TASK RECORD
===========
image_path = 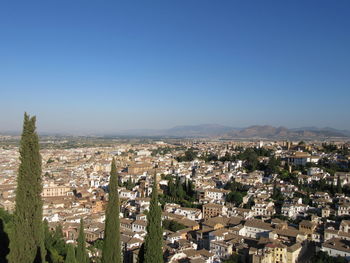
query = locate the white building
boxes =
[322,238,350,259]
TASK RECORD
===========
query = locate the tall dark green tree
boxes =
[8,113,45,263]
[101,159,121,263]
[76,219,89,263]
[143,174,163,263]
[167,178,175,199]
[337,175,342,194]
[65,245,76,263]
[175,177,185,199]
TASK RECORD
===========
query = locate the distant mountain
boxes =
[227,125,288,138]
[114,124,236,137]
[226,125,349,139]
[116,124,350,139]
[292,127,350,137]
[4,124,346,139]
[164,124,235,137]
[114,128,163,137]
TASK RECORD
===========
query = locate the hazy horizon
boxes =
[1,120,349,136]
[1,1,349,133]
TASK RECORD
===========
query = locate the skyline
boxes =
[1,0,350,133]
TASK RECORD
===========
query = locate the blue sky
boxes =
[0,0,349,133]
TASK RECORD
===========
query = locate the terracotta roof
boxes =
[245,219,273,230]
[323,238,350,253]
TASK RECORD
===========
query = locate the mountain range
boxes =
[117,124,350,139]
[1,124,349,139]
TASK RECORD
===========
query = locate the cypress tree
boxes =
[101,158,121,263]
[337,175,342,194]
[76,219,89,263]
[65,244,76,263]
[8,113,45,263]
[143,173,163,263]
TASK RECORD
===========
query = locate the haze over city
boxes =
[1,0,350,134]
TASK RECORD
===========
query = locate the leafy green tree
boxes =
[162,220,186,232]
[48,249,64,263]
[92,239,103,251]
[219,152,236,162]
[76,219,89,263]
[271,181,285,214]
[101,159,121,263]
[65,245,76,263]
[311,251,347,263]
[224,179,247,207]
[0,208,13,225]
[237,149,258,172]
[53,225,67,257]
[202,152,218,163]
[243,197,255,209]
[43,219,68,263]
[224,179,247,193]
[266,156,280,175]
[322,143,338,153]
[176,148,197,162]
[143,174,163,263]
[226,192,244,206]
[124,177,135,191]
[272,181,284,201]
[223,254,243,263]
[8,113,45,263]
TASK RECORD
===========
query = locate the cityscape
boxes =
[1,1,350,263]
[1,116,350,263]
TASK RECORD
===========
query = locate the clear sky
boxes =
[0,0,349,134]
